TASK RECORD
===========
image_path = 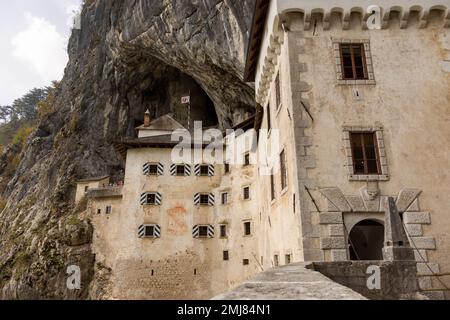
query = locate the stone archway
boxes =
[348,220,385,261]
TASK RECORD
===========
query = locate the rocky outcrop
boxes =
[0,0,255,299]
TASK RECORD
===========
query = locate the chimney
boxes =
[144,109,151,127]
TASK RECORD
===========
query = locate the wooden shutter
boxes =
[140,193,148,205]
[208,193,215,206]
[192,225,200,238]
[140,192,162,205]
[143,163,151,175]
[170,164,177,176]
[194,164,201,176]
[208,165,215,177]
[192,225,214,238]
[138,225,146,238]
[157,163,164,176]
[207,225,215,238]
[138,224,161,238]
[154,225,161,238]
[194,193,201,206]
[155,192,162,205]
[185,164,191,176]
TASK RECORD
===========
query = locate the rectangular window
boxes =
[350,132,381,175]
[145,225,155,237]
[200,194,210,205]
[84,186,89,193]
[274,255,279,267]
[199,165,209,176]
[106,206,112,215]
[339,43,368,80]
[280,150,288,191]
[220,225,227,238]
[223,251,229,261]
[243,187,250,200]
[97,209,101,214]
[285,254,292,265]
[221,193,228,205]
[270,173,276,201]
[275,72,281,108]
[244,222,251,236]
[148,164,158,175]
[224,163,230,174]
[243,259,250,266]
[198,226,209,238]
[147,193,156,205]
[244,153,250,166]
[176,165,186,176]
[267,103,271,130]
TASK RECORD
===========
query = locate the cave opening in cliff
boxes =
[128,63,219,136]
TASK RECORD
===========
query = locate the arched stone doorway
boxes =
[348,220,385,261]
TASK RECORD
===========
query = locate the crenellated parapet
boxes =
[277,0,449,30]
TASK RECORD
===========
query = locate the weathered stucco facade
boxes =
[247,0,449,299]
[77,0,449,300]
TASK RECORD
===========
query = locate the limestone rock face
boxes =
[0,0,255,299]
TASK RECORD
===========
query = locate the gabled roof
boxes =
[136,114,186,131]
[244,0,271,82]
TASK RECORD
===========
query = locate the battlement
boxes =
[275,0,450,30]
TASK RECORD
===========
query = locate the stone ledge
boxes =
[416,263,440,276]
[404,212,431,225]
[405,224,424,237]
[410,237,436,250]
[212,263,366,300]
[321,237,346,250]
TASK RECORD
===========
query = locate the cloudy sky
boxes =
[0,0,82,105]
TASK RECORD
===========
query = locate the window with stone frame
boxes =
[350,132,381,175]
[343,126,389,181]
[333,39,375,85]
[339,43,368,80]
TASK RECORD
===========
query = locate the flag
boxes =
[181,96,190,104]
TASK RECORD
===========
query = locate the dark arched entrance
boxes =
[348,220,385,261]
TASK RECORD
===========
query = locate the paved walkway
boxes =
[213,263,366,300]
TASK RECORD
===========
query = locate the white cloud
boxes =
[11,12,68,83]
[66,4,81,29]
